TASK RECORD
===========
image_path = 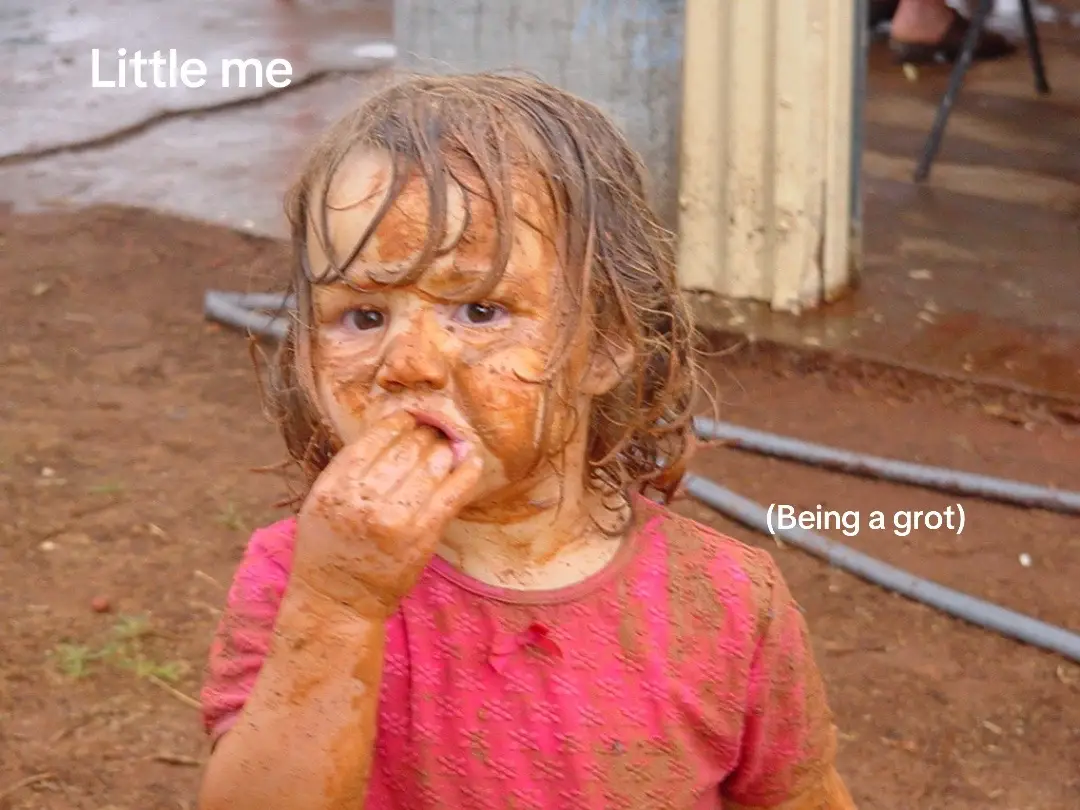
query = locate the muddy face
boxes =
[303,149,594,515]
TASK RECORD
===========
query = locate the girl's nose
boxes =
[374,313,450,393]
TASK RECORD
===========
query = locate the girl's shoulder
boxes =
[634,496,790,628]
[200,516,297,742]
[225,516,299,601]
[638,495,779,576]
[244,515,299,561]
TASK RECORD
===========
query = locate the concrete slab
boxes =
[1,0,392,160]
[1,72,392,239]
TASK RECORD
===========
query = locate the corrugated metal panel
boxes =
[678,0,858,312]
[394,0,685,224]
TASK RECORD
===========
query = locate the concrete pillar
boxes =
[394,0,685,225]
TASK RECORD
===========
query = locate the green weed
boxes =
[50,614,188,684]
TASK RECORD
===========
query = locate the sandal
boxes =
[890,8,1017,64]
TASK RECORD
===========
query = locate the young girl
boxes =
[197,73,857,810]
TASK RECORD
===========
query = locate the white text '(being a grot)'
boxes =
[90,49,293,89]
[766,503,966,538]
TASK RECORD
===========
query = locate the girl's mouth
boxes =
[406,409,471,466]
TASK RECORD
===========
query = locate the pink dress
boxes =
[202,495,838,808]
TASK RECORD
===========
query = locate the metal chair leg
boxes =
[1018,0,1051,94]
[913,0,994,183]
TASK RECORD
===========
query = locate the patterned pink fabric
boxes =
[202,495,836,808]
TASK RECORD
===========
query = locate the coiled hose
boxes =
[204,289,1080,663]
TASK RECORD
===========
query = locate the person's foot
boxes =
[890,7,1017,64]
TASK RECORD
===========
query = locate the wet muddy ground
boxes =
[1,207,1077,810]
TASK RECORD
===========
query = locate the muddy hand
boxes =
[293,410,483,619]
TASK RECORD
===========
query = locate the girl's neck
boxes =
[437,477,631,591]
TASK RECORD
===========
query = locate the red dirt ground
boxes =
[1,207,1077,810]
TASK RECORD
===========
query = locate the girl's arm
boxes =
[198,576,385,810]
[721,554,857,809]
[197,413,484,810]
[724,766,855,810]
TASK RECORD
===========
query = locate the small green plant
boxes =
[51,643,104,679]
[50,614,188,683]
[113,613,152,640]
[123,656,187,682]
[216,502,244,531]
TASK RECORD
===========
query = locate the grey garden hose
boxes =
[683,474,1080,664]
[202,288,1080,662]
[693,417,1080,516]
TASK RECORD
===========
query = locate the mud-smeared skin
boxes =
[725,767,856,810]
[302,148,630,588]
[203,581,387,809]
[291,411,484,615]
[308,150,583,507]
[267,74,701,520]
[198,412,483,810]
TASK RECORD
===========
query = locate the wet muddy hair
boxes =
[268,71,701,506]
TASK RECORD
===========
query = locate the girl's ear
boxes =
[580,336,634,396]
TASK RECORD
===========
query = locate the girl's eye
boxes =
[456,302,507,326]
[343,309,385,331]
